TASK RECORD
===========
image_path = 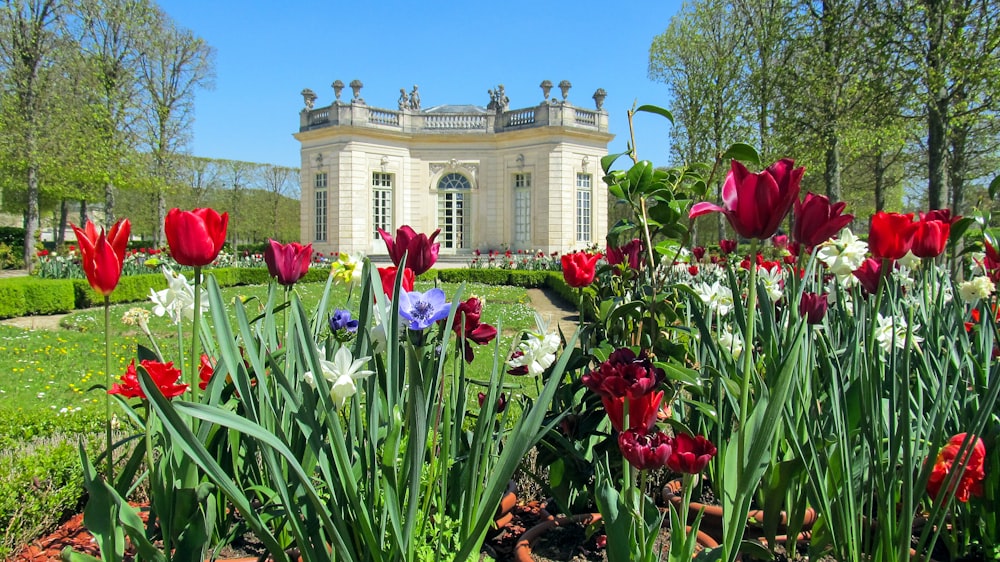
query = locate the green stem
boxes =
[737,238,759,487]
[191,266,202,401]
[104,296,113,483]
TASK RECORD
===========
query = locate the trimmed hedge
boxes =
[0,278,75,318]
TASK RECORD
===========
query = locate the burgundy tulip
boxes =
[689,159,803,240]
[798,292,829,325]
[264,239,313,286]
[165,208,229,267]
[868,212,916,261]
[793,192,854,249]
[618,429,673,471]
[450,297,498,363]
[378,225,441,276]
[666,433,717,474]
[71,219,130,296]
[853,258,887,295]
[719,239,738,255]
[606,238,644,272]
[692,246,706,261]
[582,348,665,400]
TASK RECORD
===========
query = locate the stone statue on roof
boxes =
[409,85,421,110]
[398,88,408,110]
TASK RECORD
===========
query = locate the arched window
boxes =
[437,172,471,250]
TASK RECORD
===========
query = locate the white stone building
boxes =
[294,80,613,257]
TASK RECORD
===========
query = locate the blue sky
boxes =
[160,0,683,170]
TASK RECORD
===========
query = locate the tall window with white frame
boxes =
[372,172,393,240]
[437,172,471,250]
[314,172,328,242]
[576,172,592,242]
[513,172,531,246]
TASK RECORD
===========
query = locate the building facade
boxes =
[295,80,613,256]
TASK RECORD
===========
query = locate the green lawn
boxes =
[0,279,538,442]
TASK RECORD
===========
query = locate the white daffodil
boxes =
[509,331,561,376]
[875,313,923,355]
[149,267,207,324]
[817,228,868,277]
[959,276,995,302]
[758,266,784,303]
[330,252,364,287]
[302,346,373,409]
[693,281,734,317]
[897,251,921,270]
[718,326,744,360]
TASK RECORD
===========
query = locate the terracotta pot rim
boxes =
[662,479,818,528]
[513,512,602,562]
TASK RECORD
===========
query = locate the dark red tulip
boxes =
[71,219,130,296]
[689,159,803,240]
[793,192,854,249]
[378,225,440,276]
[666,433,717,474]
[606,238,644,272]
[868,212,916,261]
[582,348,665,400]
[853,258,887,295]
[477,391,507,413]
[772,234,788,250]
[264,239,313,286]
[798,292,828,325]
[165,208,228,267]
[719,239,738,255]
[561,251,602,288]
[692,246,706,261]
[911,211,952,258]
[450,297,498,363]
[618,429,672,471]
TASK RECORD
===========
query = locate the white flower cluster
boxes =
[148,267,209,324]
[959,276,995,302]
[817,228,868,279]
[875,313,923,355]
[303,346,373,409]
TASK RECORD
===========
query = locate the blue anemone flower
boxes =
[329,309,359,333]
[398,288,451,330]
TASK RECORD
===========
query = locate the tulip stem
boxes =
[191,266,202,402]
[104,296,113,483]
[737,237,759,516]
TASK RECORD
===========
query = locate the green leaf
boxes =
[950,216,976,246]
[635,104,674,124]
[722,143,761,168]
[601,152,629,175]
[989,173,1000,200]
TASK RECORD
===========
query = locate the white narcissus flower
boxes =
[303,346,373,409]
[875,313,923,355]
[959,276,995,302]
[897,251,921,270]
[718,326,744,360]
[508,332,561,376]
[149,267,207,324]
[693,281,734,317]
[758,266,784,303]
[817,228,868,277]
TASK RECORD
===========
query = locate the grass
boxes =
[0,278,539,439]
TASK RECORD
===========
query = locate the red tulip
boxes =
[689,159,803,240]
[561,251,602,288]
[666,433,717,474]
[602,390,664,433]
[378,225,440,276]
[911,211,952,258]
[798,292,828,325]
[927,433,986,503]
[868,212,916,261]
[692,246,706,261]
[165,208,228,267]
[109,359,189,400]
[618,429,672,471]
[377,265,415,298]
[264,239,313,286]
[582,348,665,400]
[71,219,130,296]
[197,354,215,391]
[793,192,854,249]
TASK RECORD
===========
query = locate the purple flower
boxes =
[398,288,451,330]
[329,309,359,333]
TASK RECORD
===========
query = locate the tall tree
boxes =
[76,0,152,222]
[136,5,214,247]
[259,164,295,239]
[0,0,64,272]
